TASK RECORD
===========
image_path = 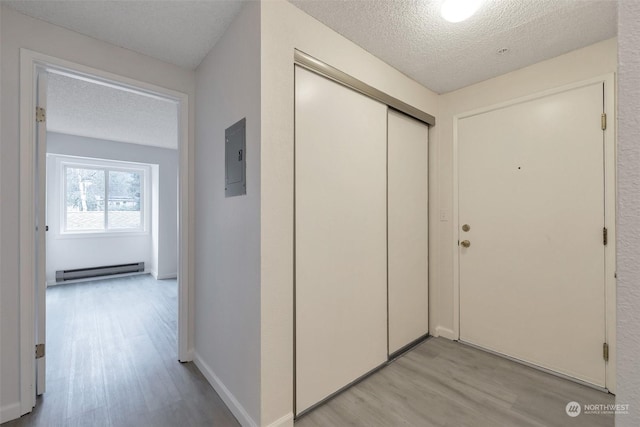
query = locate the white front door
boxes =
[458,82,606,386]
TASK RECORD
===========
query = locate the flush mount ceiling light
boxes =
[441,0,484,23]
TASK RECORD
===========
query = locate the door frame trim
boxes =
[451,74,616,392]
[294,50,436,127]
[18,48,193,414]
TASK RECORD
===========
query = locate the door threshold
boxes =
[458,340,611,395]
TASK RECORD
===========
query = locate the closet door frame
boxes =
[293,52,435,417]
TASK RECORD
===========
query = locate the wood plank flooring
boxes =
[4,275,615,426]
[3,275,240,427]
[296,337,615,427]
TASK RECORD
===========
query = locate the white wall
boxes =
[0,4,10,424]
[259,2,438,425]
[2,3,631,426]
[616,2,640,424]
[45,132,178,283]
[431,38,617,341]
[0,7,194,420]
[193,2,261,426]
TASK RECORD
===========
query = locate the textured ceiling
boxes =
[2,0,245,69]
[47,72,179,149]
[290,0,617,93]
[3,0,617,93]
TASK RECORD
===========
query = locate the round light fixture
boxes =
[441,0,484,23]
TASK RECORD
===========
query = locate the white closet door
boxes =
[388,110,429,354]
[295,66,388,415]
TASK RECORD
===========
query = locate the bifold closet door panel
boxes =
[295,66,388,414]
[388,110,429,355]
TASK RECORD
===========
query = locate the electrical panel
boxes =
[225,118,246,197]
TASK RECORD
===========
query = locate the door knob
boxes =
[462,224,470,232]
[461,240,471,248]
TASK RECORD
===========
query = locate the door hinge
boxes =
[601,113,607,131]
[35,343,45,359]
[603,342,609,362]
[603,227,608,246]
[36,106,46,123]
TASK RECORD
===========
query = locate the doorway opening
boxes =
[19,49,192,415]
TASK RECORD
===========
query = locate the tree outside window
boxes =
[64,164,145,232]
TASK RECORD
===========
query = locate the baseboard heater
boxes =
[55,262,145,282]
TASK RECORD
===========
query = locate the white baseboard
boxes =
[185,348,194,362]
[150,269,177,280]
[435,326,457,340]
[266,412,294,427]
[193,352,258,427]
[1,402,22,424]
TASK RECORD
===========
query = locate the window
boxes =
[62,159,148,233]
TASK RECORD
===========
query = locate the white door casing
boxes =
[388,110,429,354]
[19,49,192,415]
[295,66,388,414]
[35,68,48,396]
[457,82,607,387]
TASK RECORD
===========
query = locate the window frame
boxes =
[56,155,151,237]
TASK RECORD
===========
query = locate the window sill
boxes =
[55,230,149,239]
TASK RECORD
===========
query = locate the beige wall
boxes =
[0,7,195,422]
[431,38,617,342]
[260,2,438,425]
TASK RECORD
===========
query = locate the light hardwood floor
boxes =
[296,337,615,427]
[4,275,615,427]
[3,275,240,427]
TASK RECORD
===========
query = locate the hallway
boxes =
[3,275,239,427]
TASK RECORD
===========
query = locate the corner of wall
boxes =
[434,326,456,340]
[193,352,259,427]
[265,412,294,427]
[0,403,22,424]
